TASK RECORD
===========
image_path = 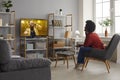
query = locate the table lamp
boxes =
[75,30,80,38]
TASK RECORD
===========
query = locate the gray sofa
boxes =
[0,39,51,80]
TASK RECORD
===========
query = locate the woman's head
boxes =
[85,20,96,33]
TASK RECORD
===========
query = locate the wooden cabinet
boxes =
[0,11,16,54]
[20,37,48,58]
[48,13,73,59]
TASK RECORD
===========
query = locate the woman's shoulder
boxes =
[88,32,98,36]
[91,33,99,36]
[88,33,101,39]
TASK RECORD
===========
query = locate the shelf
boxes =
[4,38,15,41]
[0,11,16,55]
[20,37,48,58]
[48,13,73,59]
[11,55,21,58]
[0,12,12,14]
[54,14,65,17]
[54,46,72,49]
[26,48,47,51]
[54,38,66,40]
[0,25,15,28]
[21,37,47,40]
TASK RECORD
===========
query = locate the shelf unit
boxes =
[20,37,48,58]
[48,13,73,59]
[0,11,16,54]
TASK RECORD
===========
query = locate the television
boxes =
[20,18,48,37]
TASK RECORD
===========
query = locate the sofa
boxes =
[0,39,51,80]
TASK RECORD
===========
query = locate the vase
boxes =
[59,9,63,15]
[6,9,10,12]
[105,28,108,37]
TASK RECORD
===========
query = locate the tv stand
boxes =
[20,37,48,58]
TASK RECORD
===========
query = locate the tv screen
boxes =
[20,18,48,37]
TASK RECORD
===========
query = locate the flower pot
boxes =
[6,9,10,12]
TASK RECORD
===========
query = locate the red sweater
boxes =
[84,33,104,49]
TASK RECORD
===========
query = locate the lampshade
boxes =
[64,31,71,38]
[75,30,80,38]
[75,30,80,35]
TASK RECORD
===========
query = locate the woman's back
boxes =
[84,33,104,49]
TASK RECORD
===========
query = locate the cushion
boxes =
[0,58,51,72]
[0,39,11,64]
[56,51,74,56]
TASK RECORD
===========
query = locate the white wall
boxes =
[11,0,79,36]
[6,0,79,53]
[78,0,94,36]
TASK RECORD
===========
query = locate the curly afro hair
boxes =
[85,20,96,33]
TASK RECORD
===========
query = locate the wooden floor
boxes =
[51,60,120,80]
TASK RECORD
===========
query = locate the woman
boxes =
[75,20,105,69]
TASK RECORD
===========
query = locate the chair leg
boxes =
[85,58,89,68]
[66,56,69,69]
[81,63,85,71]
[81,57,88,71]
[106,60,110,69]
[73,55,76,65]
[55,55,58,68]
[63,57,65,64]
[104,60,110,73]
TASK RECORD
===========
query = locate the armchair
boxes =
[81,34,120,73]
[0,39,51,80]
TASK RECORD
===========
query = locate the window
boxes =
[95,0,120,35]
[95,0,110,34]
[115,0,120,33]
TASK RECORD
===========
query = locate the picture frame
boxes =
[66,14,72,26]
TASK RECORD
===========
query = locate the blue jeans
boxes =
[77,47,92,64]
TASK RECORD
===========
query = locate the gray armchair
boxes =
[0,39,51,80]
[81,34,120,73]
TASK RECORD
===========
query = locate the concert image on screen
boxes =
[20,18,48,37]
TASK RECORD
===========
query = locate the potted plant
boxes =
[2,0,13,12]
[99,18,111,37]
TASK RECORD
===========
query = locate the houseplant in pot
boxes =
[2,0,13,12]
[99,18,111,37]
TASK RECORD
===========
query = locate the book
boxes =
[0,18,2,26]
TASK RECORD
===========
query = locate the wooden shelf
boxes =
[0,11,16,55]
[26,48,47,51]
[48,13,73,59]
[20,37,48,58]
